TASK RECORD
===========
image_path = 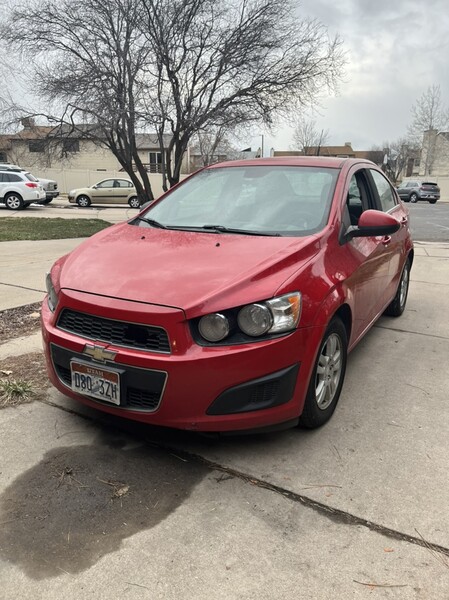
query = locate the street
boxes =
[407,203,449,242]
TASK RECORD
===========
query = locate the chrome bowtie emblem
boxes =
[83,344,117,362]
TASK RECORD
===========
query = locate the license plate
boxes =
[71,361,120,405]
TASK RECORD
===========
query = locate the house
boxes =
[0,120,177,174]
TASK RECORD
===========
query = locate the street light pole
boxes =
[261,134,264,158]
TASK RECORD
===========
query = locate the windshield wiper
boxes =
[200,224,280,237]
[134,216,167,229]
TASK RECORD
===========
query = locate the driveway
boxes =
[1,237,449,597]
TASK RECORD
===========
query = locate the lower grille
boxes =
[51,344,166,412]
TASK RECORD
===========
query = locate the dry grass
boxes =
[0,352,49,408]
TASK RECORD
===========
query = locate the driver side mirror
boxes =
[343,209,400,242]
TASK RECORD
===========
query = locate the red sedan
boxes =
[42,157,413,433]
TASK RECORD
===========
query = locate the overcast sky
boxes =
[262,0,449,153]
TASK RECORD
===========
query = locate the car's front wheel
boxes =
[409,193,418,203]
[4,193,24,210]
[384,258,410,317]
[299,317,348,429]
[128,196,141,209]
[41,198,53,205]
[76,195,91,207]
[429,199,437,204]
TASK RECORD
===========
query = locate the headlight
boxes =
[198,313,230,342]
[265,292,302,334]
[45,272,59,312]
[196,292,302,343]
[237,303,273,336]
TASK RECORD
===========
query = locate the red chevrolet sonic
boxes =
[42,157,413,433]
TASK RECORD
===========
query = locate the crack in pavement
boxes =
[0,282,45,293]
[37,396,449,561]
[374,324,449,341]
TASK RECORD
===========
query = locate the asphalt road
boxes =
[407,202,449,242]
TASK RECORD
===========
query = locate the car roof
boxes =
[206,156,376,170]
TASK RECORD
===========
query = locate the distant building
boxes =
[271,142,384,165]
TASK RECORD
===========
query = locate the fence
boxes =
[27,168,186,198]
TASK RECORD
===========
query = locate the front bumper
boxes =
[41,289,324,432]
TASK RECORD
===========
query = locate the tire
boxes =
[76,195,91,207]
[299,317,348,429]
[4,193,24,210]
[409,193,418,203]
[128,196,141,209]
[384,258,410,317]
[429,199,437,204]
[42,198,53,205]
[23,202,31,208]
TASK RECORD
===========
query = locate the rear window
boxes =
[24,172,38,182]
[422,182,438,187]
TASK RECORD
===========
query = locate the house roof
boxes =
[0,125,172,148]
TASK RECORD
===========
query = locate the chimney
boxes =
[344,142,352,147]
[21,117,36,129]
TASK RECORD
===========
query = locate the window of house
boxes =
[29,140,46,153]
[63,139,80,153]
[0,152,7,162]
[148,151,162,173]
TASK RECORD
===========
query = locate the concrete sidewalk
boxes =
[1,241,449,598]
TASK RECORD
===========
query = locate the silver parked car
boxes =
[396,180,440,204]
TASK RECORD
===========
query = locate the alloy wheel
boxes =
[315,333,343,410]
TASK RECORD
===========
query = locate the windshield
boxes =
[139,165,339,236]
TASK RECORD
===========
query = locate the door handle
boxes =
[382,236,392,245]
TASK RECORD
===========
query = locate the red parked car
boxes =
[42,157,413,433]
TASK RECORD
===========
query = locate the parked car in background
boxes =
[396,180,440,203]
[42,157,413,433]
[68,179,141,208]
[0,163,59,204]
[0,168,46,209]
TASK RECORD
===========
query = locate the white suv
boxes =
[0,163,59,203]
[0,169,46,210]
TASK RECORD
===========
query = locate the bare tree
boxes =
[2,0,156,200]
[3,0,345,194]
[190,125,240,169]
[140,0,344,187]
[381,138,420,183]
[292,116,330,154]
[408,84,449,175]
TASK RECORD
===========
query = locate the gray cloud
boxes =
[272,0,449,150]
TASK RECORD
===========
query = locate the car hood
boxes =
[59,222,320,317]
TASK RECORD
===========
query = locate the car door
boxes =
[92,179,116,203]
[367,168,408,308]
[113,179,131,204]
[338,167,394,341]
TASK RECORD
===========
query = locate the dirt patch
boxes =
[0,302,42,344]
[0,351,49,408]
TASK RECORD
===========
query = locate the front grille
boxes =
[57,309,170,353]
[51,344,166,412]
